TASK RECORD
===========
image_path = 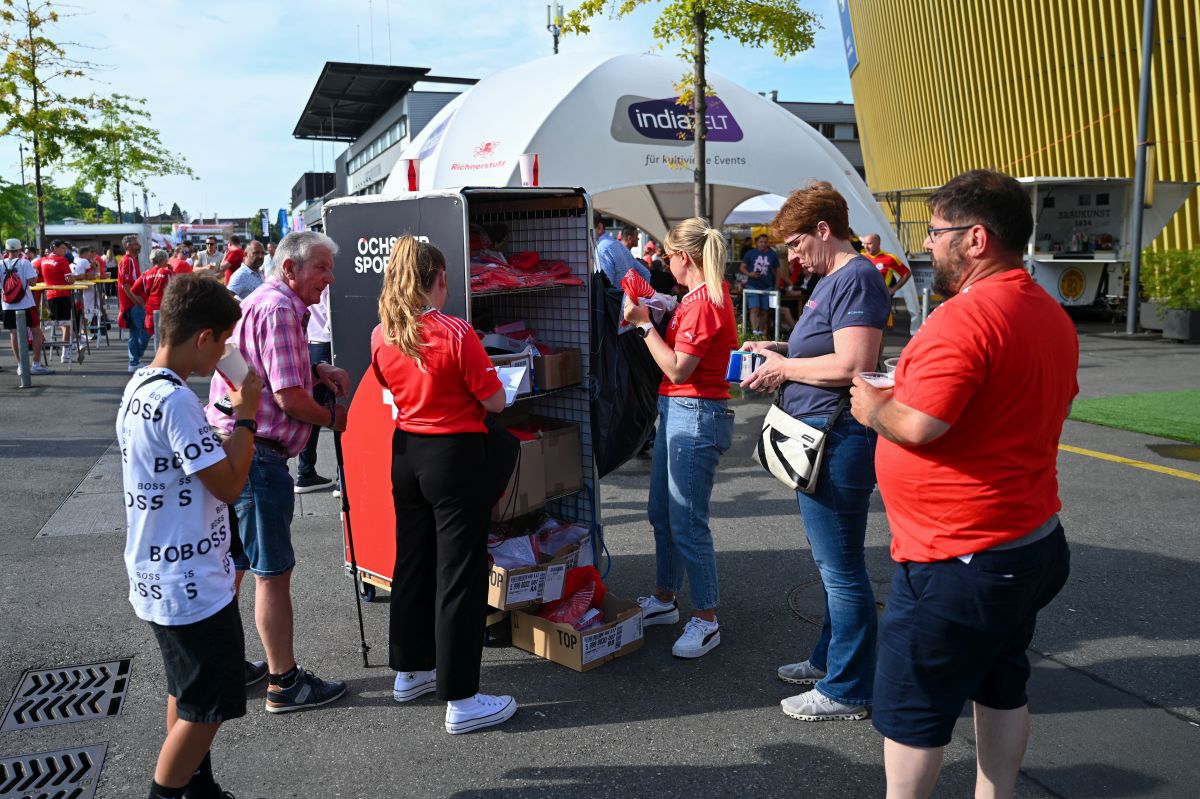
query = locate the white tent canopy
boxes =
[724,194,787,226]
[386,52,918,318]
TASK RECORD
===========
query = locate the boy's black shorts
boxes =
[149,599,246,724]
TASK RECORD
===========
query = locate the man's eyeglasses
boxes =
[926,224,976,241]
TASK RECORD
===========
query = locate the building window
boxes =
[834,124,855,141]
[347,116,409,175]
[1096,193,1110,206]
[819,123,836,138]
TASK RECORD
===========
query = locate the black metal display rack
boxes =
[323,188,602,596]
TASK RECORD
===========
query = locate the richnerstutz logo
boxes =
[611,95,744,146]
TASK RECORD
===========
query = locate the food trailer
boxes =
[878,177,1197,307]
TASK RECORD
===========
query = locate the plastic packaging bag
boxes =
[487,534,539,569]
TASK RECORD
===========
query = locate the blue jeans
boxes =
[795,414,878,706]
[648,395,734,611]
[126,306,149,366]
[232,445,297,577]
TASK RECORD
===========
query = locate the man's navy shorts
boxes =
[745,290,773,309]
[872,524,1070,748]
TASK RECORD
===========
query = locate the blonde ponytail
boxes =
[378,236,446,370]
[664,217,728,307]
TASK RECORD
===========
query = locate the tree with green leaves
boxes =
[0,0,99,248]
[67,94,193,222]
[562,0,819,220]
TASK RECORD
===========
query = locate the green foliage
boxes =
[0,178,33,241]
[562,0,818,98]
[67,94,194,215]
[0,0,101,243]
[1141,249,1200,310]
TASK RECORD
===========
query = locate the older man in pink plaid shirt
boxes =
[206,230,350,714]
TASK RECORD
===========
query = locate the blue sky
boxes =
[0,0,852,222]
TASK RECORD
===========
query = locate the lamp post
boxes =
[17,142,31,246]
[546,3,563,54]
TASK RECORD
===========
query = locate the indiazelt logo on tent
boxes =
[611,95,744,146]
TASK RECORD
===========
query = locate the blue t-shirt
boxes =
[742,247,779,289]
[781,255,890,417]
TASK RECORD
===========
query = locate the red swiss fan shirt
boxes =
[371,310,503,435]
[660,282,739,400]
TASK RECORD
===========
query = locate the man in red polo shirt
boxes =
[119,234,149,372]
[850,170,1076,799]
[40,240,84,364]
[221,235,245,284]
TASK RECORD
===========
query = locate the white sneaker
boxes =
[445,693,517,734]
[777,659,827,686]
[30,363,54,375]
[393,669,436,702]
[780,688,868,722]
[671,617,720,658]
[128,364,139,373]
[637,595,680,626]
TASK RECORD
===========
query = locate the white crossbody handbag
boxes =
[752,394,849,494]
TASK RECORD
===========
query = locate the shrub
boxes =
[1141,249,1200,309]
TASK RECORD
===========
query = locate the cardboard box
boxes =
[534,347,582,391]
[510,594,644,672]
[527,416,583,497]
[486,537,588,610]
[492,437,545,521]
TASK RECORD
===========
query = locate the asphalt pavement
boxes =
[0,312,1197,798]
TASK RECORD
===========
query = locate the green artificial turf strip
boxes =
[1068,389,1200,444]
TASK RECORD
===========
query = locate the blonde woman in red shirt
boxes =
[623,217,738,659]
[371,236,517,734]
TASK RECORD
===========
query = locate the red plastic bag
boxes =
[538,566,606,625]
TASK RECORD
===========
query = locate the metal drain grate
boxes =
[1,660,131,731]
[0,743,106,799]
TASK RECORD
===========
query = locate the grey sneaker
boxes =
[781,688,868,721]
[777,659,827,686]
[31,362,54,375]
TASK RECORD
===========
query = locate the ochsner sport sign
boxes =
[610,95,744,146]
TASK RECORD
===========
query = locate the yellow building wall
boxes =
[849,0,1199,252]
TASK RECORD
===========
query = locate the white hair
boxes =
[274,231,338,278]
[149,249,170,266]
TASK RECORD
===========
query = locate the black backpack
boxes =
[2,258,27,305]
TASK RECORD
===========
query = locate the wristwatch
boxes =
[636,322,653,338]
[311,360,329,378]
[233,418,257,435]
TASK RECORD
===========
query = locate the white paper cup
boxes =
[859,371,895,389]
[216,342,248,389]
[518,153,539,187]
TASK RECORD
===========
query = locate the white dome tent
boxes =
[386,52,919,322]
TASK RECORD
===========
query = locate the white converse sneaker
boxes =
[445,693,517,734]
[780,688,868,721]
[637,595,680,626]
[671,617,720,658]
[393,669,436,702]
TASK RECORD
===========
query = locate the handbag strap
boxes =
[771,390,850,434]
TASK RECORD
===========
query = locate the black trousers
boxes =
[388,426,515,700]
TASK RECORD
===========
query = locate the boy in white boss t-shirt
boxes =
[117,274,263,799]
